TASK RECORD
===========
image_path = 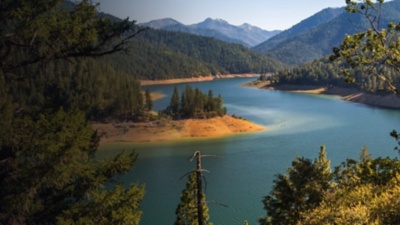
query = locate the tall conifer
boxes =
[260,147,332,225]
[175,172,212,225]
[0,1,146,224]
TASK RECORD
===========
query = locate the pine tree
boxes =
[171,86,180,117]
[260,146,332,225]
[0,1,146,224]
[175,172,212,225]
[206,90,215,112]
[165,85,226,119]
[330,0,400,93]
[145,89,153,111]
[299,150,400,225]
[0,110,145,224]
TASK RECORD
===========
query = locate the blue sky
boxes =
[95,0,347,30]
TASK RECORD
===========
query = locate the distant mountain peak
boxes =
[141,18,183,29]
[240,23,257,31]
[140,17,281,47]
[202,18,229,25]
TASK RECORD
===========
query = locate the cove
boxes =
[97,78,400,225]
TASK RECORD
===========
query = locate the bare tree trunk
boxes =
[195,151,204,225]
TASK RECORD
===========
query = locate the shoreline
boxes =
[140,74,260,86]
[92,115,266,144]
[149,92,165,101]
[241,80,400,109]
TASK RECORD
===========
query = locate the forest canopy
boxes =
[0,0,146,224]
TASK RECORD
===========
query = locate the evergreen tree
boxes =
[145,89,153,111]
[259,146,332,225]
[299,149,400,225]
[175,172,212,225]
[206,90,215,112]
[1,0,145,73]
[170,86,180,117]
[330,0,400,93]
[0,0,146,224]
[0,109,145,224]
[164,85,227,119]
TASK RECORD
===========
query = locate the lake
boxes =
[98,78,400,225]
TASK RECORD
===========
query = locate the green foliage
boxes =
[0,0,142,72]
[261,145,400,225]
[331,0,400,93]
[259,74,268,81]
[164,85,227,119]
[175,172,212,225]
[259,146,332,225]
[298,148,400,225]
[5,58,149,121]
[0,0,145,224]
[1,0,151,122]
[298,175,400,225]
[170,86,180,116]
[145,89,153,111]
[271,56,400,92]
[255,0,400,66]
[271,57,351,87]
[0,109,144,224]
[103,28,286,80]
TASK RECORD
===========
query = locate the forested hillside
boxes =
[256,0,400,66]
[103,27,286,80]
[0,1,151,224]
[7,59,149,121]
[270,0,400,93]
[253,7,344,53]
[270,57,400,92]
[270,58,350,87]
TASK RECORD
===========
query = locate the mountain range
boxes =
[94,0,400,80]
[254,0,400,66]
[253,7,344,54]
[140,0,400,67]
[141,18,281,47]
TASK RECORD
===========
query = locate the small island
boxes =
[93,85,265,144]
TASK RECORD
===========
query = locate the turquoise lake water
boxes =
[98,78,400,225]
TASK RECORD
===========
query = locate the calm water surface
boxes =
[98,78,400,225]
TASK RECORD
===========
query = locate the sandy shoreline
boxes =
[149,92,165,101]
[92,115,265,144]
[140,74,260,86]
[241,80,400,109]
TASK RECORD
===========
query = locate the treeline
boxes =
[6,58,151,121]
[102,40,216,80]
[271,57,400,92]
[270,57,350,87]
[103,28,287,80]
[1,1,147,224]
[162,86,227,119]
[260,146,400,225]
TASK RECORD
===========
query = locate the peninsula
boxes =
[92,115,265,144]
[93,85,265,144]
[242,80,400,109]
